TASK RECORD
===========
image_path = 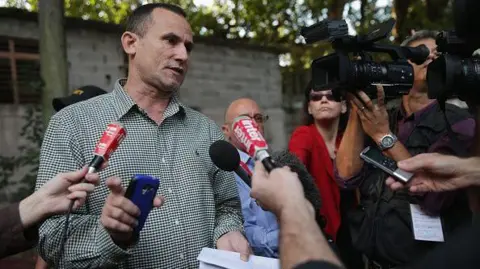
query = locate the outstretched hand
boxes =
[386,153,480,193]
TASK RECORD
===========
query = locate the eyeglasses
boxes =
[227,114,269,126]
[250,114,269,125]
[310,93,338,102]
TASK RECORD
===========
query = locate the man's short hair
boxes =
[401,30,438,47]
[125,3,187,37]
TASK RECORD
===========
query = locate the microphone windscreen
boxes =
[270,150,323,223]
[209,140,240,172]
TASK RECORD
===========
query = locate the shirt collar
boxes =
[112,78,186,120]
[237,149,253,166]
[399,99,437,122]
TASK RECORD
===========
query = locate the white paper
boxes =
[197,247,280,269]
[410,204,445,242]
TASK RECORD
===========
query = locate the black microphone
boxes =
[270,150,325,228]
[209,140,252,187]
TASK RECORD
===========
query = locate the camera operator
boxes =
[335,30,476,268]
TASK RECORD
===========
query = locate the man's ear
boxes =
[121,31,138,56]
[221,124,229,139]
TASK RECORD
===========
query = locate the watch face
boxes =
[382,136,394,147]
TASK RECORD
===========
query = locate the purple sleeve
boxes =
[333,160,366,190]
[420,118,475,216]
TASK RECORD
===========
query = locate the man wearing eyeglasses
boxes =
[221,98,277,258]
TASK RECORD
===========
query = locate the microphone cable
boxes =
[55,200,76,268]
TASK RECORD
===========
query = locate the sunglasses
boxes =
[310,93,338,102]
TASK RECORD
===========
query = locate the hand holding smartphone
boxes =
[124,174,160,234]
[360,146,413,183]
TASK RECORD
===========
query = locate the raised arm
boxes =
[335,105,366,180]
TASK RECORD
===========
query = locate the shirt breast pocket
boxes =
[180,141,215,187]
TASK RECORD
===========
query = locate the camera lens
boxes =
[427,55,480,101]
[351,61,414,88]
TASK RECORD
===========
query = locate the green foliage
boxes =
[0,79,44,202]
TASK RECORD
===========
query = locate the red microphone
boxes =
[232,116,278,172]
[88,122,126,173]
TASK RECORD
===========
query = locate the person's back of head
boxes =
[52,85,107,112]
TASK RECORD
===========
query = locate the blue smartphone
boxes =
[124,174,160,234]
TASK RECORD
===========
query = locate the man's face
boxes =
[409,38,438,91]
[222,99,267,151]
[130,8,194,93]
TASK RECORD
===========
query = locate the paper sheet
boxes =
[410,204,445,242]
[197,247,280,269]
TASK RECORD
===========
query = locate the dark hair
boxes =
[401,30,438,47]
[301,81,349,132]
[125,3,187,37]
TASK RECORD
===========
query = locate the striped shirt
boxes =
[35,79,244,268]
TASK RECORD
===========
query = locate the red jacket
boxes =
[288,124,341,240]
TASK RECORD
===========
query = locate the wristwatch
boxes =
[378,133,398,150]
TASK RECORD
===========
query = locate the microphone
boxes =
[88,122,126,173]
[209,140,252,187]
[231,116,278,172]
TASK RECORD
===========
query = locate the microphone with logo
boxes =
[231,116,278,172]
[209,140,252,187]
[87,122,127,174]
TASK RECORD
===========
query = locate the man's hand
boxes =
[216,231,252,261]
[250,161,310,216]
[386,153,480,192]
[349,85,391,143]
[19,166,102,228]
[100,177,163,247]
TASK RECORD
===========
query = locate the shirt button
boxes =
[168,188,173,193]
[179,253,185,259]
[175,219,180,225]
[161,157,166,163]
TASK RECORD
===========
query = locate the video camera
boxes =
[301,18,430,97]
[426,0,480,103]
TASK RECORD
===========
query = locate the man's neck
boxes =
[314,119,339,146]
[124,74,172,124]
[402,88,435,116]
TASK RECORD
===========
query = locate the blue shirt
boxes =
[235,150,280,258]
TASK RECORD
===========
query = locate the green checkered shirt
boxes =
[35,79,244,268]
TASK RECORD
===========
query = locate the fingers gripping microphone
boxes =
[70,122,126,209]
[231,116,278,172]
[88,122,126,173]
[209,140,252,187]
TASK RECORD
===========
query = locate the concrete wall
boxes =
[0,16,285,168]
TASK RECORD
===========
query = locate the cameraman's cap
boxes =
[52,85,107,112]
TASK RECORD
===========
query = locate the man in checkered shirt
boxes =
[35,3,250,268]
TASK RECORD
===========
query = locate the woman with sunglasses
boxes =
[288,82,362,268]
